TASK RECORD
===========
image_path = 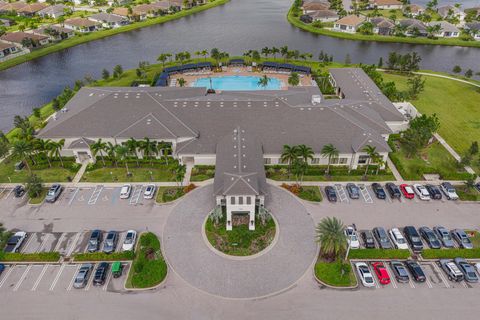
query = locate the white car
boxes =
[4,231,27,253]
[143,184,156,199]
[388,228,409,250]
[345,226,360,249]
[413,184,430,201]
[440,182,459,200]
[119,184,132,199]
[122,230,137,251]
[355,262,375,287]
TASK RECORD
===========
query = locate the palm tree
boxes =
[178,78,186,87]
[257,75,270,89]
[280,45,289,62]
[200,49,208,61]
[321,144,339,175]
[296,144,314,164]
[123,138,139,167]
[261,47,270,58]
[158,141,171,165]
[105,142,117,167]
[33,139,52,167]
[90,138,107,167]
[316,217,347,261]
[48,139,65,167]
[362,145,378,177]
[157,53,170,67]
[139,138,158,165]
[172,162,187,186]
[280,145,298,177]
[11,140,33,173]
[292,158,308,184]
[271,46,279,59]
[115,145,130,175]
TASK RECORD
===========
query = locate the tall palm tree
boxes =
[173,162,187,187]
[90,138,107,167]
[296,144,314,164]
[316,217,347,261]
[200,49,208,61]
[362,145,377,177]
[158,141,171,165]
[11,140,33,173]
[271,46,279,59]
[280,45,289,62]
[33,139,52,167]
[123,138,139,167]
[48,139,65,167]
[139,138,158,165]
[105,142,117,167]
[321,144,339,175]
[257,75,270,90]
[280,145,298,177]
[115,145,130,175]
[261,47,270,58]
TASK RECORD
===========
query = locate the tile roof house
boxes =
[302,1,330,13]
[0,40,20,59]
[370,17,395,35]
[427,21,460,38]
[0,31,49,48]
[398,18,427,37]
[307,9,339,22]
[0,1,27,13]
[32,25,75,41]
[368,0,403,10]
[437,5,466,24]
[464,22,480,40]
[64,18,101,33]
[333,15,365,33]
[37,4,69,19]
[89,13,129,28]
[17,3,48,17]
[404,4,424,17]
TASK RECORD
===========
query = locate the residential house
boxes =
[464,7,480,18]
[113,7,148,21]
[151,1,172,12]
[404,4,424,18]
[0,31,49,48]
[169,0,195,9]
[32,25,75,41]
[107,0,132,5]
[0,1,27,13]
[301,1,330,14]
[0,18,14,27]
[368,0,403,10]
[0,40,20,58]
[464,22,480,40]
[89,13,129,28]
[333,15,365,33]
[398,18,428,37]
[64,18,101,33]
[370,17,395,35]
[437,5,466,24]
[17,3,48,17]
[37,4,70,19]
[427,21,460,38]
[307,10,339,23]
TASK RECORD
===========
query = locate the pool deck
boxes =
[169,66,312,90]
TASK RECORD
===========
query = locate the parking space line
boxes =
[21,233,36,253]
[21,190,28,199]
[461,281,468,289]
[38,234,50,252]
[334,184,349,203]
[425,274,433,289]
[31,264,49,291]
[85,264,96,291]
[385,264,397,289]
[88,186,104,205]
[359,185,373,203]
[50,264,66,291]
[53,233,65,252]
[432,263,450,289]
[67,232,82,257]
[0,265,15,288]
[130,186,143,205]
[68,187,80,206]
[408,278,415,289]
[67,264,81,291]
[103,269,113,291]
[5,188,14,199]
[13,265,31,291]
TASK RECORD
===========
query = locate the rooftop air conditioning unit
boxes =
[311,95,321,105]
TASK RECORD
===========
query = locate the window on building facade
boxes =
[238,197,243,205]
[339,158,347,164]
[311,158,320,164]
[231,197,235,205]
[246,196,251,204]
[358,155,369,164]
[264,158,271,164]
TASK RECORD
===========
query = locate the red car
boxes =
[400,184,415,199]
[372,262,390,285]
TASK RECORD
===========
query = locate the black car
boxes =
[405,260,426,282]
[385,183,401,199]
[87,230,103,253]
[475,182,480,192]
[425,185,442,200]
[419,227,441,249]
[93,262,109,286]
[361,230,376,248]
[324,186,337,202]
[0,264,5,276]
[390,261,409,283]
[13,185,25,198]
[346,183,360,199]
[404,226,424,253]
[371,183,386,200]
[372,227,393,249]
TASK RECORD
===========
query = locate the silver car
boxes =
[103,231,118,254]
[454,258,479,283]
[433,226,455,248]
[452,229,473,249]
[73,264,93,289]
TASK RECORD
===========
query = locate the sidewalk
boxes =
[72,162,88,184]
[434,133,476,175]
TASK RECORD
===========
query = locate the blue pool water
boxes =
[192,75,282,91]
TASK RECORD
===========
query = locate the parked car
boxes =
[433,226,455,248]
[403,226,423,253]
[372,262,390,285]
[4,231,27,253]
[454,258,479,283]
[475,263,480,276]
[346,183,360,199]
[73,264,93,289]
[143,184,156,199]
[439,259,464,282]
[413,184,430,201]
[475,182,480,192]
[122,230,137,251]
[103,231,118,254]
[324,186,337,202]
[93,262,109,286]
[111,261,123,278]
[425,185,442,200]
[388,228,409,250]
[419,227,441,249]
[87,229,102,253]
[14,161,25,171]
[373,227,393,249]
[405,260,426,282]
[390,261,409,283]
[371,183,386,200]
[345,226,360,249]
[440,182,459,200]
[399,184,415,199]
[45,184,63,203]
[120,184,132,199]
[0,264,5,276]
[361,230,376,249]
[451,229,473,249]
[13,185,25,198]
[355,262,375,287]
[386,183,401,199]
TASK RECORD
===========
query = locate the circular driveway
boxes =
[163,184,317,299]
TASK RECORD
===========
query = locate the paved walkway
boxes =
[162,184,317,299]
[387,157,404,181]
[413,72,480,88]
[434,133,476,175]
[72,162,88,184]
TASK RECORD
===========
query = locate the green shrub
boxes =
[422,249,480,259]
[314,260,357,287]
[348,249,411,259]
[73,251,135,261]
[0,252,60,262]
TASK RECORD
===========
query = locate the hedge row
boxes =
[72,251,135,262]
[348,249,411,260]
[421,249,480,259]
[87,158,175,171]
[0,252,61,262]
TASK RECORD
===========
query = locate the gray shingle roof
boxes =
[68,137,95,149]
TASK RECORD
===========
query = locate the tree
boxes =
[33,139,52,167]
[468,141,479,156]
[172,162,186,186]
[157,53,171,67]
[178,78,186,87]
[124,138,139,167]
[321,143,339,175]
[271,47,279,59]
[115,145,130,175]
[280,145,299,177]
[210,48,221,65]
[426,23,441,38]
[200,49,208,61]
[139,138,157,165]
[288,72,300,86]
[292,158,308,184]
[11,140,33,173]
[257,75,270,89]
[26,174,43,199]
[280,45,289,62]
[91,139,107,166]
[48,139,65,167]
[316,217,347,261]
[113,65,123,79]
[261,47,270,58]
[344,53,351,65]
[452,65,461,73]
[362,145,378,176]
[105,142,117,166]
[358,22,374,35]
[378,57,383,68]
[33,108,41,118]
[465,69,473,78]
[406,75,426,99]
[296,144,314,164]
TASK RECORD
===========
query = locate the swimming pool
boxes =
[192,75,282,91]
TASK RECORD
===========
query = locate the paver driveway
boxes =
[163,184,318,299]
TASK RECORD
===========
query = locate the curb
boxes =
[313,267,358,290]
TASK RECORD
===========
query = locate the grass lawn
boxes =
[388,137,470,180]
[81,165,175,182]
[205,214,276,256]
[125,232,167,289]
[382,72,480,157]
[28,188,48,205]
[297,186,322,202]
[155,186,184,203]
[314,260,357,287]
[455,186,480,201]
[0,157,79,183]
[190,165,215,182]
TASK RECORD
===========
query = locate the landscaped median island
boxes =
[155,184,196,203]
[0,252,60,262]
[27,187,47,205]
[72,251,135,262]
[125,232,167,289]
[348,249,410,260]
[281,184,322,202]
[190,165,215,182]
[314,260,357,287]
